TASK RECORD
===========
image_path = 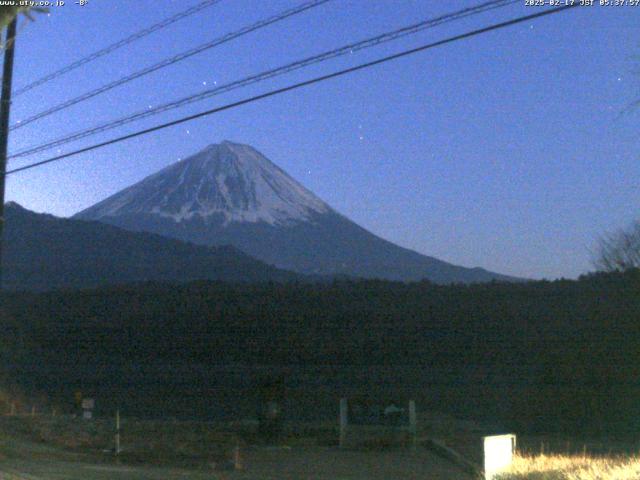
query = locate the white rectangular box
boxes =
[484,434,516,480]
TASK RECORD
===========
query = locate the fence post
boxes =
[408,400,417,449]
[115,409,121,456]
[233,443,243,470]
[339,398,348,448]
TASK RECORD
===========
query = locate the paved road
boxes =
[0,446,472,480]
[0,461,214,480]
[228,446,474,480]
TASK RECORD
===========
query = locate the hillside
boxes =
[1,202,300,291]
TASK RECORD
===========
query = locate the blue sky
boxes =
[5,0,639,279]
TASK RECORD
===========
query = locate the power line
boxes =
[10,0,332,131]
[10,0,518,160]
[4,4,578,177]
[13,0,224,97]
[10,0,515,156]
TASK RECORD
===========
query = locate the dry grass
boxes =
[497,453,640,479]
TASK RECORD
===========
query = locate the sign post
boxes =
[81,398,95,420]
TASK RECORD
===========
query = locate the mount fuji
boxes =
[75,141,515,283]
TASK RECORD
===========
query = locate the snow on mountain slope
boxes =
[75,141,519,284]
[79,141,330,226]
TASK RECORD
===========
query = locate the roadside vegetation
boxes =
[497,453,640,480]
[0,415,239,468]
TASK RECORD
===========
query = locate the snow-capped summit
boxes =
[76,141,517,284]
[78,141,330,226]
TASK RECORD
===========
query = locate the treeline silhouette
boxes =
[1,269,638,434]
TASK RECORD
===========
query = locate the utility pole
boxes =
[0,16,18,290]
